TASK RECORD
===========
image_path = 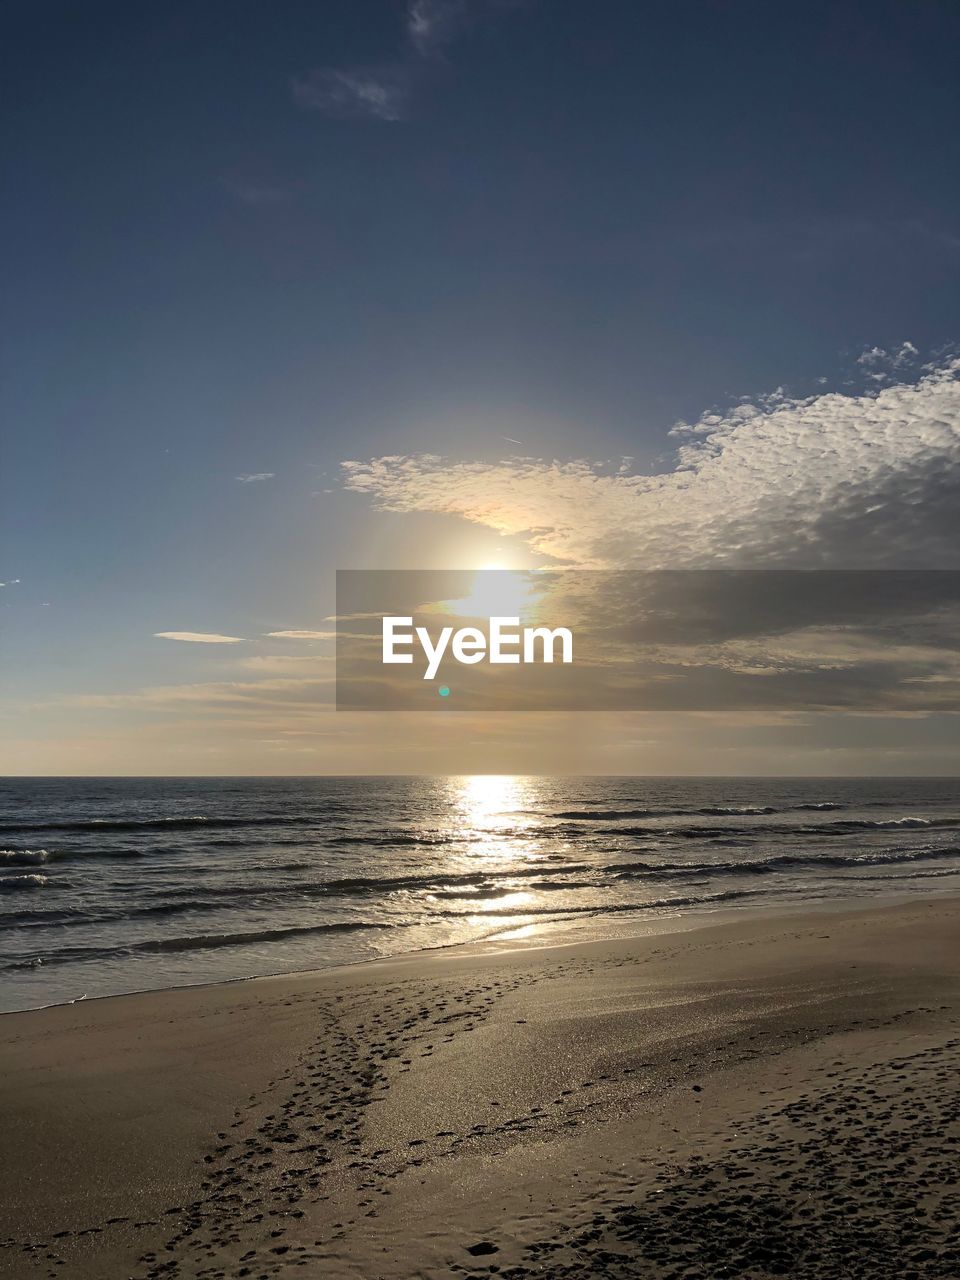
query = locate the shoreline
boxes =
[2,893,959,1278]
[3,881,952,1019]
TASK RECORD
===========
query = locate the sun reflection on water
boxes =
[454,774,526,829]
[443,775,546,855]
[435,776,554,926]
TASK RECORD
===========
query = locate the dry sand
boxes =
[1,896,959,1279]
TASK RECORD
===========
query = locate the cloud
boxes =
[55,677,333,713]
[333,566,960,716]
[857,340,919,368]
[223,179,294,207]
[339,357,960,729]
[265,630,337,640]
[855,341,921,384]
[293,1,510,122]
[240,654,334,673]
[292,67,411,121]
[235,472,275,483]
[342,356,960,569]
[0,579,21,587]
[407,0,469,55]
[323,613,384,622]
[154,632,247,644]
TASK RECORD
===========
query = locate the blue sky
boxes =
[2,0,959,772]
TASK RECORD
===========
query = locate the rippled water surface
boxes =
[2,775,959,1011]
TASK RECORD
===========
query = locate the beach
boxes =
[1,894,958,1278]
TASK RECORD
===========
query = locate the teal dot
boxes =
[438,685,450,697]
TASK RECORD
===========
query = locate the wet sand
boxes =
[1,896,959,1278]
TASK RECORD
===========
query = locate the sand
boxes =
[1,896,959,1279]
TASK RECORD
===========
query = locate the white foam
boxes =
[1,848,51,865]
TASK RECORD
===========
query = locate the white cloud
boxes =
[857,346,887,366]
[235,472,275,483]
[265,630,337,640]
[855,341,921,384]
[154,632,247,644]
[342,357,960,569]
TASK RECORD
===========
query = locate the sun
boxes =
[446,567,539,621]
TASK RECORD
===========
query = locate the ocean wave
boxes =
[4,875,607,930]
[549,802,857,820]
[1,846,145,866]
[321,865,592,893]
[441,886,770,919]
[1,897,241,931]
[607,815,960,840]
[0,814,330,835]
[554,805,781,820]
[832,816,955,830]
[2,919,393,971]
[149,862,598,905]
[605,844,960,880]
[136,920,389,952]
[0,906,89,926]
[1,848,51,865]
[841,866,960,883]
[329,831,485,848]
[547,798,942,818]
[0,873,57,891]
[0,847,315,869]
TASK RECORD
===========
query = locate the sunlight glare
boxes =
[445,569,539,622]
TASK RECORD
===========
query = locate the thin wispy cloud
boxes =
[407,0,469,56]
[240,654,334,673]
[293,1,511,122]
[292,66,412,121]
[55,677,334,713]
[265,630,337,640]
[235,472,275,484]
[222,179,295,208]
[342,356,960,569]
[154,632,247,644]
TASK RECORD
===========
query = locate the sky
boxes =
[2,0,959,775]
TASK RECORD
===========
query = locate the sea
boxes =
[1,775,959,1014]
